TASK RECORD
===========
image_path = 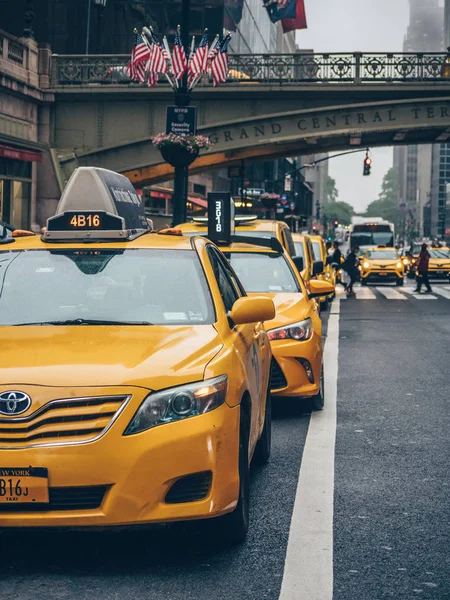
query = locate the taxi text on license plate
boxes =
[0,467,49,503]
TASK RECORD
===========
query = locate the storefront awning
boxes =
[0,144,42,162]
[189,196,207,209]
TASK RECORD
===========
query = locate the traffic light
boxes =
[363,156,372,176]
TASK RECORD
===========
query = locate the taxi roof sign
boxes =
[44,167,149,241]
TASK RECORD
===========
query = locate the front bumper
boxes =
[0,402,240,528]
[361,268,403,283]
[428,269,450,280]
[270,335,322,398]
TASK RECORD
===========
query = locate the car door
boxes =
[207,246,265,449]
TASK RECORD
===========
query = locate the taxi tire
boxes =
[253,388,272,465]
[309,365,324,411]
[361,279,368,286]
[396,277,404,286]
[320,298,329,312]
[214,406,250,544]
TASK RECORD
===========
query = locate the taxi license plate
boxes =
[0,467,49,504]
[436,270,444,274]
[379,272,387,276]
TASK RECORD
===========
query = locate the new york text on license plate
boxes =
[0,467,49,503]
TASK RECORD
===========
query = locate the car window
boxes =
[294,241,304,260]
[365,250,398,259]
[207,246,240,313]
[311,241,322,262]
[283,228,296,257]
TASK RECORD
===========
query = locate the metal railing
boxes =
[50,52,450,87]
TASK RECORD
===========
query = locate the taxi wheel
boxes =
[214,406,250,544]
[253,387,272,465]
[309,365,325,411]
[396,277,404,286]
[320,298,329,312]
[361,279,367,286]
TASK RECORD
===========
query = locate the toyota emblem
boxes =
[0,391,32,415]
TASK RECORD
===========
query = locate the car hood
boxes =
[0,325,223,389]
[365,259,399,266]
[249,292,308,330]
[429,258,450,266]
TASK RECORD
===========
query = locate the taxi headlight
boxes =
[267,318,313,342]
[403,258,409,265]
[124,375,228,435]
[363,261,370,269]
[396,262,402,269]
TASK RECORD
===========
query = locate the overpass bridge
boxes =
[49,51,450,187]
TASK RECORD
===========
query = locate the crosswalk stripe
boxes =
[412,295,437,300]
[355,287,376,299]
[375,287,407,300]
[433,287,450,300]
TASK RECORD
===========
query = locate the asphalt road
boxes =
[0,282,448,600]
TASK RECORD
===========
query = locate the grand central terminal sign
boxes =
[204,99,450,150]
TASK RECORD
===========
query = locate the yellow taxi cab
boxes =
[177,215,296,257]
[0,167,276,543]
[427,247,450,280]
[215,236,334,410]
[360,246,404,286]
[291,233,315,283]
[308,234,336,310]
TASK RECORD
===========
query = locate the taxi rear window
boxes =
[0,249,214,326]
[224,252,300,293]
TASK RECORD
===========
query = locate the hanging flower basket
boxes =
[152,133,213,168]
[260,193,281,209]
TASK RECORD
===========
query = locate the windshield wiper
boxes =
[13,318,153,326]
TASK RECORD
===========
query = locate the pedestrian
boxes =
[342,246,360,295]
[325,240,332,254]
[330,241,344,286]
[414,243,432,293]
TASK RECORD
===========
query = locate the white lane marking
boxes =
[433,287,450,300]
[375,287,407,300]
[412,295,437,300]
[355,287,376,300]
[335,287,347,301]
[279,299,340,600]
[443,286,450,291]
[401,287,415,294]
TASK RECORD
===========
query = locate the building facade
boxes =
[395,0,446,240]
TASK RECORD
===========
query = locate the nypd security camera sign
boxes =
[207,192,235,243]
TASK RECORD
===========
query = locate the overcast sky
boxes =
[296,0,410,212]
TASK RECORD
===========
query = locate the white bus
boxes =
[349,218,395,255]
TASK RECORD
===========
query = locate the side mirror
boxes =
[308,280,335,299]
[229,296,275,325]
[312,260,324,276]
[292,256,304,273]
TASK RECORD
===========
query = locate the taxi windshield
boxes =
[429,249,450,258]
[224,252,300,293]
[0,249,214,326]
[311,241,322,262]
[365,250,398,260]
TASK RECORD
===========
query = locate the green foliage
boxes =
[322,175,354,225]
[365,167,401,227]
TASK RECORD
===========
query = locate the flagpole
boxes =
[171,0,192,228]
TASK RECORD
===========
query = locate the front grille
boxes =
[165,472,212,504]
[0,395,129,448]
[0,485,108,512]
[270,359,287,391]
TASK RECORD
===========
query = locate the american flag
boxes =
[171,29,188,79]
[127,31,150,83]
[189,31,209,76]
[210,34,231,87]
[207,36,221,67]
[147,41,168,76]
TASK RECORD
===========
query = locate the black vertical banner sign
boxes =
[207,192,235,242]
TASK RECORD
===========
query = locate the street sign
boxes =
[238,188,265,197]
[166,106,197,136]
[228,166,242,179]
[207,192,235,242]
